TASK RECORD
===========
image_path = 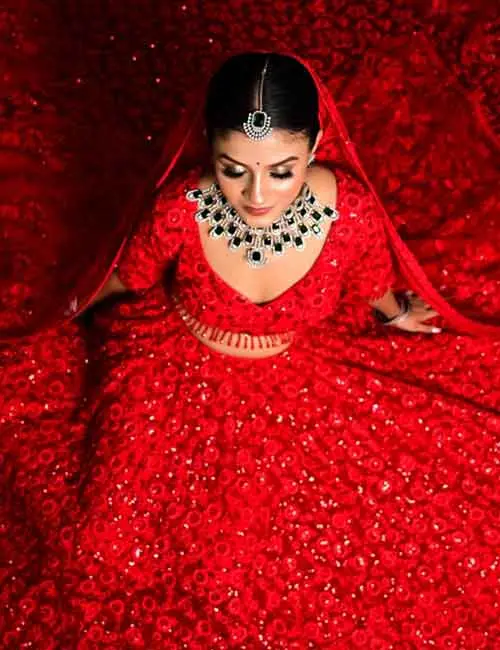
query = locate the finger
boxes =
[410,299,431,311]
[411,304,431,313]
[416,310,439,321]
[415,324,442,334]
[410,297,433,310]
[410,308,437,319]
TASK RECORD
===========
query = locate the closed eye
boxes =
[221,168,294,180]
[221,167,245,179]
[270,170,293,179]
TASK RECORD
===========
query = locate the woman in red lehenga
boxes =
[1,42,500,650]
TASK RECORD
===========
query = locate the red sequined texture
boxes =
[1,1,499,649]
[118,166,397,335]
[3,175,500,648]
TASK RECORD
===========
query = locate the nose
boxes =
[243,174,266,206]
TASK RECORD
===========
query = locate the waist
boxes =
[172,295,295,357]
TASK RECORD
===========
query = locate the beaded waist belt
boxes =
[172,295,295,351]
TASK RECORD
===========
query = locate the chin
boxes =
[241,207,283,227]
[244,216,277,229]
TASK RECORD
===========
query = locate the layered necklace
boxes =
[186,182,340,268]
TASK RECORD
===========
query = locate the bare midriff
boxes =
[173,296,294,359]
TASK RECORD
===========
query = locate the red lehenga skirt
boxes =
[1,1,499,648]
[2,283,499,649]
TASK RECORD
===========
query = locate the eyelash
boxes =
[222,168,294,180]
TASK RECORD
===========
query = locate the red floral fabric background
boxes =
[0,1,499,647]
[1,0,498,334]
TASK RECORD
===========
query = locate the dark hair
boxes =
[205,53,320,148]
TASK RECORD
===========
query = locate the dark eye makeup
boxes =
[221,168,245,178]
[221,167,294,180]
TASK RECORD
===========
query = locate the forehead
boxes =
[213,129,309,165]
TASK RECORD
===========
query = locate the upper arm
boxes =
[198,173,216,190]
[340,173,397,302]
[117,185,187,291]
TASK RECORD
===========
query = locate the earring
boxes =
[308,153,315,166]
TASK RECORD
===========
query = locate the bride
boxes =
[2,52,499,649]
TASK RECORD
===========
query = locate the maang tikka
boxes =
[243,58,273,141]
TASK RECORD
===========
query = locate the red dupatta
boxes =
[2,46,499,339]
[150,50,500,338]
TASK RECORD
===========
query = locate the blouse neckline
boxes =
[183,166,348,310]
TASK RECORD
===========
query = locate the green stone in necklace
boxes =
[186,182,340,268]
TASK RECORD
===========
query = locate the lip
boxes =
[244,205,273,217]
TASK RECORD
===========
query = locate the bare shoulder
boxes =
[198,173,216,191]
[306,165,337,207]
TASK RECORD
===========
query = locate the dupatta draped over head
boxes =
[2,36,499,339]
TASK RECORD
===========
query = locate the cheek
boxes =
[273,173,307,202]
[216,176,242,202]
[215,168,309,207]
[276,175,304,194]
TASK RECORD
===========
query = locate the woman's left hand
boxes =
[391,292,441,334]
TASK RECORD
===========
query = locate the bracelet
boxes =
[373,292,411,326]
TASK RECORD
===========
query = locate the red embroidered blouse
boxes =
[118,166,396,336]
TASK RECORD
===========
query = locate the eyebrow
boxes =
[218,153,299,167]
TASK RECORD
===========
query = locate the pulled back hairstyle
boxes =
[205,52,320,148]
